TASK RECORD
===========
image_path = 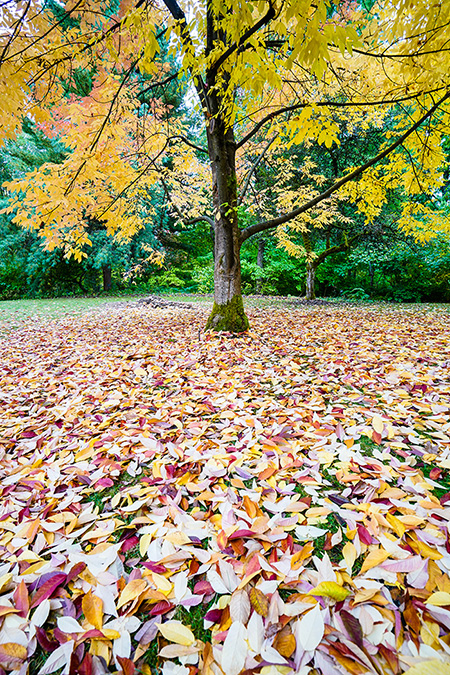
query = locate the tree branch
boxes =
[169,135,208,154]
[161,0,209,113]
[159,175,214,227]
[236,86,447,149]
[207,1,276,81]
[239,90,450,244]
[238,134,277,205]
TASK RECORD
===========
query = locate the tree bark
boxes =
[256,236,265,294]
[204,103,249,331]
[102,264,112,292]
[306,262,316,301]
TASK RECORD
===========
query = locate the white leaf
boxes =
[229,590,250,624]
[32,600,50,627]
[159,645,200,658]
[221,621,247,675]
[113,630,131,662]
[174,572,188,602]
[57,616,83,633]
[296,604,324,651]
[218,559,239,592]
[247,611,264,653]
[207,569,230,595]
[38,641,74,675]
[261,642,288,664]
[295,526,328,541]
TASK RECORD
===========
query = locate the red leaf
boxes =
[78,653,93,675]
[122,536,139,553]
[117,657,135,675]
[31,573,67,608]
[66,562,86,585]
[36,627,59,652]
[13,581,29,618]
[204,609,223,623]
[340,610,364,648]
[357,525,372,546]
[95,477,114,489]
[228,529,254,540]
[149,601,174,616]
[193,580,214,595]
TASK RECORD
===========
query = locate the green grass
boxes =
[417,459,450,501]
[0,296,133,334]
[0,293,209,335]
[359,435,379,457]
[173,600,214,643]
[141,638,159,673]
[83,471,145,514]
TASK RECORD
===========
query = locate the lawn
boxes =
[0,299,449,675]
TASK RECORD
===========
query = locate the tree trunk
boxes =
[306,262,316,301]
[369,261,375,290]
[256,237,265,294]
[205,116,249,332]
[102,264,112,292]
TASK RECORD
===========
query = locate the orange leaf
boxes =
[274,628,296,657]
[291,541,314,569]
[82,591,103,630]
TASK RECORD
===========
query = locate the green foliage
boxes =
[341,287,370,301]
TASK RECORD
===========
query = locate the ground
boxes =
[0,297,450,675]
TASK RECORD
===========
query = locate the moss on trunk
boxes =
[205,295,249,332]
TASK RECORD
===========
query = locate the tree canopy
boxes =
[1,0,450,327]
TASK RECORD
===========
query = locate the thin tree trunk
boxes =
[205,112,249,331]
[369,261,375,290]
[306,262,316,301]
[256,237,265,294]
[102,264,112,292]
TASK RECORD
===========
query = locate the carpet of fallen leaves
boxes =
[1,302,450,675]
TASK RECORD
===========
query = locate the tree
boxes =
[1,0,450,329]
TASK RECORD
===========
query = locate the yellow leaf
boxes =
[386,514,406,538]
[426,591,450,606]
[372,415,384,434]
[420,621,440,647]
[0,643,27,669]
[249,587,269,616]
[403,660,450,675]
[157,620,195,646]
[0,574,13,593]
[82,591,103,630]
[117,579,147,609]
[140,533,152,557]
[102,629,121,640]
[151,572,172,594]
[359,548,390,574]
[342,542,357,570]
[307,581,350,602]
[408,537,443,561]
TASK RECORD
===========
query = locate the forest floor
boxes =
[0,299,450,675]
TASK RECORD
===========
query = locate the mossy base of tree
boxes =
[205,295,249,332]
